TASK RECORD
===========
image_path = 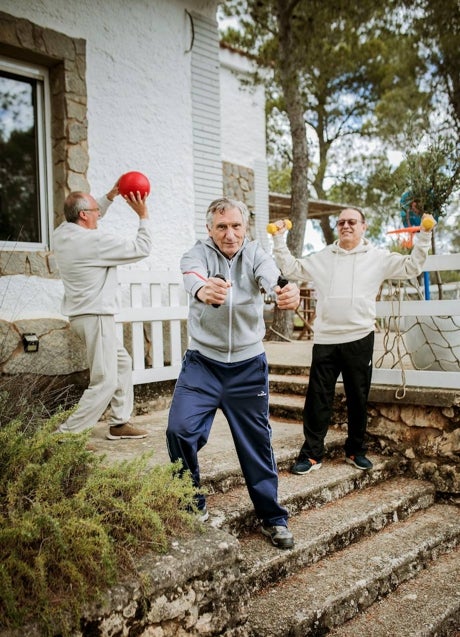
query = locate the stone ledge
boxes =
[0,527,247,637]
[369,384,460,408]
[0,251,60,277]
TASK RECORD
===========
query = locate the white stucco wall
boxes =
[0,0,219,321]
[219,46,267,168]
[219,45,269,244]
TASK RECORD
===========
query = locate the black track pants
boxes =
[298,331,374,462]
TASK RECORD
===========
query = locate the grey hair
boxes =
[64,192,90,223]
[343,207,366,223]
[206,197,249,228]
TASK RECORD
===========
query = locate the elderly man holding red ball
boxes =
[53,175,152,441]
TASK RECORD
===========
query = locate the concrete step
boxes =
[328,544,460,637]
[268,363,309,376]
[269,373,309,396]
[246,503,460,637]
[199,417,304,494]
[272,427,347,471]
[269,391,346,419]
[268,370,438,406]
[200,421,345,494]
[239,476,435,592]
[269,392,306,420]
[204,453,407,536]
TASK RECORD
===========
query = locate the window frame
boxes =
[0,55,53,251]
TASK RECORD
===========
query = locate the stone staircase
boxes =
[3,359,458,636]
[200,362,460,636]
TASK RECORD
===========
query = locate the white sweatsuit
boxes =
[53,196,152,433]
[272,229,432,463]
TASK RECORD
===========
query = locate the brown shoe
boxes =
[106,423,148,440]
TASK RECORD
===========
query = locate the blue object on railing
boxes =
[423,271,431,300]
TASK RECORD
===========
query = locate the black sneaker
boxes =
[291,457,322,475]
[261,524,294,549]
[345,454,373,470]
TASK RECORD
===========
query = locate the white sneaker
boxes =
[197,506,209,522]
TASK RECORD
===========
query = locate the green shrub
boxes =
[0,411,198,636]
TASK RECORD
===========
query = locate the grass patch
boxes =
[0,404,199,636]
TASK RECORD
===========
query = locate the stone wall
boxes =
[222,161,255,211]
[0,527,248,637]
[0,250,59,278]
[368,399,460,495]
[222,160,256,240]
[0,318,86,377]
[0,316,181,415]
[331,386,460,494]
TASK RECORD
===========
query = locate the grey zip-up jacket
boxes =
[181,237,282,362]
[273,231,432,345]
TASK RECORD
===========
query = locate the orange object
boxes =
[267,219,292,234]
[387,226,421,234]
[387,225,421,249]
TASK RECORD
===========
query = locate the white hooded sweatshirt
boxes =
[273,231,432,345]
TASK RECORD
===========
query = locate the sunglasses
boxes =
[336,219,363,228]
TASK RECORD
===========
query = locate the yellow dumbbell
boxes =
[421,214,436,230]
[267,219,292,234]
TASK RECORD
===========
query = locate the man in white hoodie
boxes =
[53,181,152,440]
[271,207,435,474]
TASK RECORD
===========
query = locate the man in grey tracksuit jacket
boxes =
[271,207,434,474]
[166,197,300,549]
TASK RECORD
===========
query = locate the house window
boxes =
[0,57,51,248]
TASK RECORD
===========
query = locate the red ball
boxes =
[118,171,151,198]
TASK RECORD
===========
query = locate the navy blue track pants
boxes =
[166,350,288,527]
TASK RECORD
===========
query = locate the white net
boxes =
[374,277,460,397]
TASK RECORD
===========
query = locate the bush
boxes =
[0,409,198,636]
